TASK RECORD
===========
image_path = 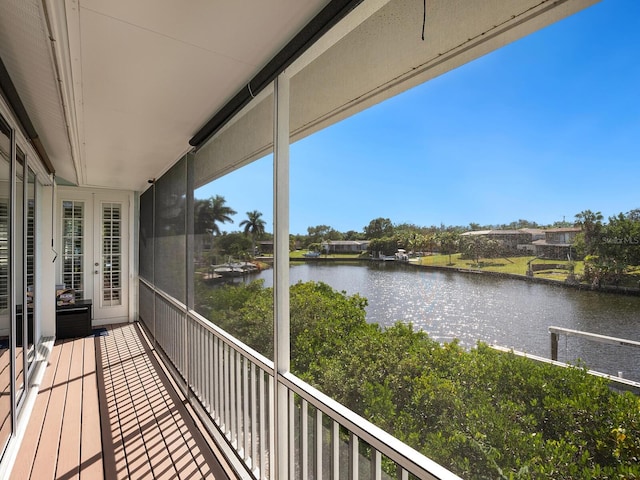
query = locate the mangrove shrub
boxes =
[197,279,640,479]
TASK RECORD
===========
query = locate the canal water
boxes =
[248,261,640,380]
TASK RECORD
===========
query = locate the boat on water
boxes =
[374,249,409,261]
[303,251,321,258]
[213,265,244,277]
[395,249,409,261]
[212,260,260,278]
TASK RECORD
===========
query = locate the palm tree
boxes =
[193,196,236,264]
[438,231,460,265]
[239,210,266,255]
[194,195,237,235]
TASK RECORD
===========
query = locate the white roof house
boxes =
[0,1,599,478]
[321,240,370,252]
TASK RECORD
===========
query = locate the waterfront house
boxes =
[0,1,598,478]
[533,227,582,260]
[321,240,371,254]
[517,228,546,253]
[257,240,275,255]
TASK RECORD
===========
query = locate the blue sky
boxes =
[197,0,640,235]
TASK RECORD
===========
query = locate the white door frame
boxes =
[57,187,135,326]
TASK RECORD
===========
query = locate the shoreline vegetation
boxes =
[195,278,640,479]
[196,209,640,476]
[288,252,640,296]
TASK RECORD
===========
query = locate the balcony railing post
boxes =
[350,432,359,479]
[550,331,559,361]
[152,182,156,347]
[273,71,291,479]
[315,409,323,480]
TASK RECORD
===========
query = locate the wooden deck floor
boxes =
[11,323,233,480]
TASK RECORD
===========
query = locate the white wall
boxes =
[38,183,57,338]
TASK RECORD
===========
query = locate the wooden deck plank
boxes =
[13,323,234,480]
[56,339,84,480]
[30,340,73,479]
[1,348,15,461]
[110,324,206,479]
[11,341,63,478]
[95,329,125,480]
[103,325,154,480]
[129,324,226,480]
[80,335,103,480]
[129,357,181,480]
[101,326,148,480]
[126,344,166,480]
[122,330,198,479]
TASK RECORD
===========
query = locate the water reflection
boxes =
[254,262,640,380]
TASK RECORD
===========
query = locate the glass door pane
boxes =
[101,203,122,306]
[14,148,24,405]
[25,167,35,373]
[0,117,11,453]
[61,200,84,301]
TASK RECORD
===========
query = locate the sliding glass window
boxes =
[14,148,25,406]
[23,163,36,382]
[0,113,39,462]
[0,114,12,458]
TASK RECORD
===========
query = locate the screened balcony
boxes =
[0,0,599,478]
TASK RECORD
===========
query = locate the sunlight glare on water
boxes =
[253,262,640,380]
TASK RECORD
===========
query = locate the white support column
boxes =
[273,72,291,480]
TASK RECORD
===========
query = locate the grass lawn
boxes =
[290,251,366,260]
[416,253,586,281]
[417,253,639,288]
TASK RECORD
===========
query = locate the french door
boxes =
[59,189,130,324]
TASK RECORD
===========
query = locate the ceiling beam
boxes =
[189,0,364,149]
[0,56,55,175]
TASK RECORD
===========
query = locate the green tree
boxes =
[368,236,398,256]
[627,208,640,222]
[193,195,236,264]
[438,231,460,265]
[364,217,394,239]
[306,225,343,245]
[461,235,501,265]
[572,231,587,259]
[574,210,603,255]
[469,222,482,231]
[502,219,539,229]
[214,231,252,258]
[343,230,363,241]
[579,210,640,285]
[239,210,266,255]
[194,198,214,235]
[603,212,640,265]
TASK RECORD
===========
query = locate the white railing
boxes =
[138,278,460,480]
[549,326,640,361]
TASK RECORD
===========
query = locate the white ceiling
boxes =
[0,0,330,190]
